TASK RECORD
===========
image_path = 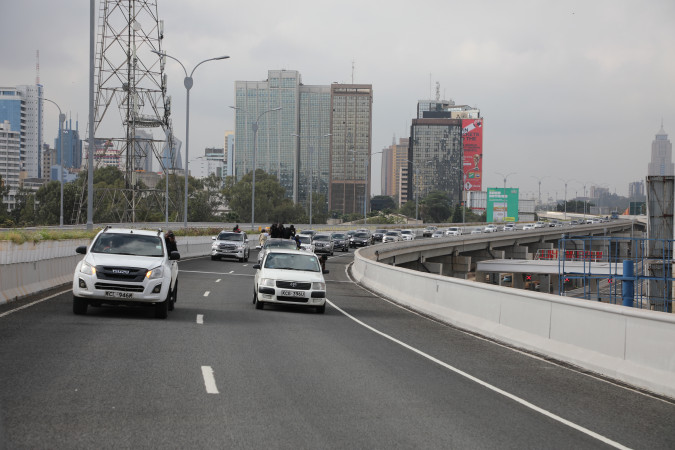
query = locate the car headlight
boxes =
[260,278,275,287]
[146,266,163,279]
[211,243,218,249]
[312,282,326,290]
[80,261,96,276]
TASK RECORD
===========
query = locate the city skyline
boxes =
[1,0,673,199]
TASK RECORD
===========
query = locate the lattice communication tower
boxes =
[76,0,179,223]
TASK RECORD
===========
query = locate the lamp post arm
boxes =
[190,56,229,78]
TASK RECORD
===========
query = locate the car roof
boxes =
[100,228,161,237]
[265,248,315,256]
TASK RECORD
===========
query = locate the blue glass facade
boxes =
[0,91,22,135]
[54,119,83,169]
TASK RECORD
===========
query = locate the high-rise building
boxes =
[132,129,153,172]
[224,131,234,177]
[328,84,373,214]
[297,85,331,210]
[408,117,463,206]
[629,180,645,199]
[0,120,21,210]
[234,71,371,216]
[234,70,300,200]
[381,136,409,203]
[41,144,56,181]
[0,85,44,179]
[55,118,83,170]
[192,147,225,180]
[647,123,673,176]
[161,134,183,172]
[590,186,610,198]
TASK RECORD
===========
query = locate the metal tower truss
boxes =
[77,0,180,224]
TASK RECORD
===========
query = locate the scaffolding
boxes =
[558,235,673,312]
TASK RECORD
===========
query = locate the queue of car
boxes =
[72,218,609,319]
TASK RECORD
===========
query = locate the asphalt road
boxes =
[1,248,674,449]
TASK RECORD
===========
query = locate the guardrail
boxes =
[352,236,675,398]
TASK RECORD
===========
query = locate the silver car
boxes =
[382,230,402,243]
[313,233,335,256]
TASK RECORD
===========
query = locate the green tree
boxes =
[224,170,303,224]
[420,191,452,223]
[371,195,396,211]
[0,174,9,222]
[34,181,61,225]
[399,200,417,219]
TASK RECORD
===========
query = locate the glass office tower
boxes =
[234,70,299,201]
[329,84,373,215]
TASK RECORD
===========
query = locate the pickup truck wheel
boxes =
[211,255,218,261]
[155,299,168,319]
[244,250,249,262]
[73,296,88,315]
[168,282,177,311]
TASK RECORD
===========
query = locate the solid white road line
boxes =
[203,291,210,297]
[229,270,234,274]
[0,289,72,318]
[196,314,204,324]
[201,366,219,394]
[326,299,631,450]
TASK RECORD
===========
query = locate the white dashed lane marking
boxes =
[201,366,219,394]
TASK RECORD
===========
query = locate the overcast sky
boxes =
[2,0,674,199]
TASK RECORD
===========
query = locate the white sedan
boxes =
[400,229,416,240]
[253,249,328,313]
[522,224,536,230]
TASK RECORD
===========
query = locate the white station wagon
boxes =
[253,249,328,313]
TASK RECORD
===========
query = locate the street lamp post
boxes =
[559,177,575,220]
[232,106,282,230]
[152,50,229,229]
[495,172,517,190]
[44,98,66,226]
[292,133,331,227]
[530,175,547,209]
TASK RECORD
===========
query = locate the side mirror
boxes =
[76,245,87,255]
[252,264,261,269]
[322,269,330,274]
[169,251,181,261]
[212,236,216,240]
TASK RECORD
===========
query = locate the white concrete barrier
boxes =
[0,236,214,305]
[352,248,675,398]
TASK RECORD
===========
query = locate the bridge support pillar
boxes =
[426,255,472,279]
[504,245,532,260]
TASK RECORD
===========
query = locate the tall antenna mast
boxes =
[35,50,40,85]
[351,58,355,84]
[78,0,174,224]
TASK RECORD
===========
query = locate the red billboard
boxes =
[462,118,483,191]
